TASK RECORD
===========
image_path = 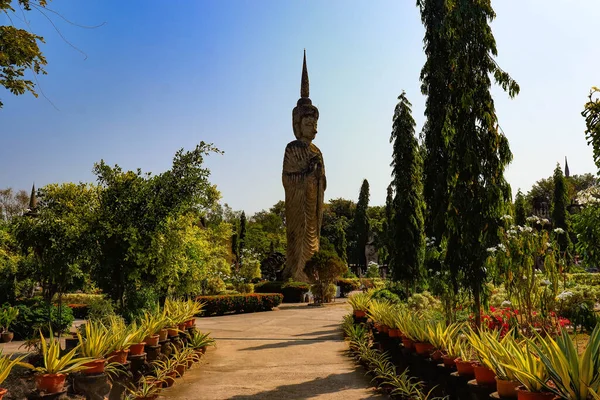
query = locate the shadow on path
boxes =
[293,328,340,337]
[241,333,342,351]
[228,371,382,400]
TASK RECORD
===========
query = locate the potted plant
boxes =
[532,325,600,400]
[77,320,111,374]
[125,376,162,400]
[152,358,178,387]
[128,322,147,356]
[502,339,553,400]
[0,351,27,399]
[454,341,476,377]
[106,316,137,364]
[188,331,216,355]
[466,328,498,386]
[0,308,18,343]
[348,292,371,318]
[139,311,162,347]
[28,331,93,393]
[172,347,193,377]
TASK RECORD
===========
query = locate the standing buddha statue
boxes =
[282,51,327,282]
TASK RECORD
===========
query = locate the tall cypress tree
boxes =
[389,92,425,295]
[239,211,247,256]
[354,179,370,272]
[551,164,572,256]
[439,0,519,327]
[382,184,394,266]
[418,0,452,247]
[514,189,527,227]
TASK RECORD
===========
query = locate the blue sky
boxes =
[1,1,599,214]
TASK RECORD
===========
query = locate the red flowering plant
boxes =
[470,306,519,337]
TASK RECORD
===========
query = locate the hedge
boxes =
[254,281,310,303]
[8,298,75,340]
[196,293,283,316]
[337,278,360,297]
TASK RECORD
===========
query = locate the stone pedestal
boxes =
[449,371,473,400]
[108,363,132,400]
[468,379,497,400]
[27,389,69,400]
[72,373,110,400]
[146,345,161,362]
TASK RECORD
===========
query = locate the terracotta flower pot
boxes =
[496,378,520,399]
[354,310,366,318]
[159,329,168,342]
[389,328,400,338]
[415,342,434,356]
[1,332,14,343]
[164,372,176,387]
[442,354,457,368]
[144,334,160,346]
[382,325,389,334]
[168,327,179,337]
[373,322,382,332]
[516,386,555,400]
[402,337,415,350]
[473,364,496,386]
[431,350,444,361]
[175,364,186,377]
[177,323,186,331]
[455,358,475,376]
[129,342,146,356]
[187,318,195,328]
[108,349,129,364]
[0,388,7,400]
[36,373,66,393]
[82,359,106,375]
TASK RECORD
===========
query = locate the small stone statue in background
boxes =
[282,51,326,282]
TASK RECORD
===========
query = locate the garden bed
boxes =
[196,293,283,316]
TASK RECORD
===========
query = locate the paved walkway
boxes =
[164,301,384,400]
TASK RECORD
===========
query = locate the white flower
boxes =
[507,229,517,235]
[556,291,574,301]
[501,300,512,307]
[554,228,565,234]
[524,226,533,233]
[541,219,550,225]
[522,275,528,280]
[428,269,433,272]
[498,243,506,251]
[502,215,513,220]
[535,269,542,273]
[487,247,497,253]
[526,216,537,222]
[541,279,551,286]
[435,271,441,276]
[546,242,552,248]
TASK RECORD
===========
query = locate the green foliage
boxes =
[514,190,527,227]
[10,298,74,340]
[420,0,518,326]
[121,286,159,322]
[254,280,310,303]
[305,250,348,303]
[551,164,572,255]
[583,87,600,174]
[573,204,600,269]
[337,278,360,297]
[388,92,425,292]
[365,262,380,279]
[92,143,223,305]
[354,180,370,269]
[370,289,402,304]
[13,183,99,302]
[0,1,49,108]
[195,293,282,316]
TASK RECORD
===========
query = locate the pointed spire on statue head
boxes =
[29,183,37,210]
[300,49,310,98]
[565,156,570,178]
[26,183,38,217]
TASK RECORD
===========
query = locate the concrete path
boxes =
[164,301,384,400]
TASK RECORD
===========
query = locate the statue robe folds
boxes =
[282,140,326,282]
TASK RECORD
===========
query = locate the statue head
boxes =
[292,50,319,141]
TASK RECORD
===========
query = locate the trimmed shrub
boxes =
[8,297,74,340]
[254,281,310,303]
[337,278,360,297]
[196,294,282,316]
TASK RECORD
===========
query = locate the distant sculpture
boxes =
[282,51,326,282]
